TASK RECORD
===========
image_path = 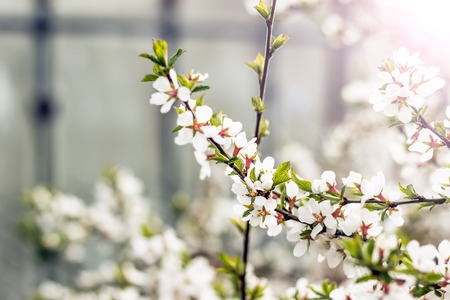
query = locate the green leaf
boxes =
[272,161,291,188]
[434,121,446,136]
[355,274,377,283]
[280,183,287,208]
[398,183,417,199]
[258,117,270,138]
[250,167,257,182]
[211,149,229,164]
[246,53,264,80]
[178,75,189,87]
[271,34,290,52]
[422,272,443,283]
[196,95,205,106]
[254,0,271,20]
[168,48,186,67]
[192,85,210,93]
[291,169,312,192]
[140,224,154,238]
[251,97,266,113]
[172,125,183,133]
[412,286,433,297]
[141,74,159,82]
[230,218,246,235]
[139,53,162,65]
[152,39,168,67]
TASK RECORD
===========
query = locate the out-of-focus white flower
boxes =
[406,240,439,273]
[432,168,450,198]
[360,171,385,205]
[408,127,444,162]
[284,278,316,299]
[338,204,379,237]
[369,47,445,124]
[188,70,208,82]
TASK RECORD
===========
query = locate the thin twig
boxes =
[412,107,450,149]
[343,196,446,207]
[242,2,279,299]
[254,0,277,145]
[240,223,251,300]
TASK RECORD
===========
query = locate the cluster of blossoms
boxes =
[143,33,450,298]
[281,237,450,300]
[369,47,450,163]
[369,47,444,124]
[21,186,90,261]
[23,167,225,300]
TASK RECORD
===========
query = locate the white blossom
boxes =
[149,69,191,113]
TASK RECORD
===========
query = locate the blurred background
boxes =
[2,0,450,299]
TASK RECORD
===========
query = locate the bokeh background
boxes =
[3,0,450,298]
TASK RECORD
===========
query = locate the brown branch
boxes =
[254,0,277,145]
[343,196,446,208]
[412,107,450,149]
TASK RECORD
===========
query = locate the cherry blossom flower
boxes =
[432,167,450,198]
[149,69,191,113]
[213,116,243,150]
[284,278,316,299]
[233,132,258,170]
[285,180,309,210]
[408,127,444,162]
[174,105,220,152]
[194,148,215,180]
[369,47,445,124]
[360,171,385,205]
[187,70,209,82]
[297,199,338,238]
[406,240,439,273]
[312,170,338,194]
[316,235,345,268]
[286,220,314,257]
[437,240,450,277]
[252,156,276,191]
[342,171,363,190]
[338,204,380,237]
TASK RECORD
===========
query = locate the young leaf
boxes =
[271,34,290,52]
[251,97,266,113]
[398,183,417,199]
[246,53,264,80]
[172,125,183,133]
[272,161,291,187]
[254,0,271,20]
[141,74,159,82]
[168,48,186,67]
[230,218,246,235]
[139,53,163,66]
[259,117,270,138]
[192,85,210,93]
[434,121,446,136]
[152,39,168,67]
[291,169,312,192]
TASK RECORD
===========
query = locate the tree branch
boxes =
[254,0,277,145]
[343,196,446,207]
[413,107,450,149]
